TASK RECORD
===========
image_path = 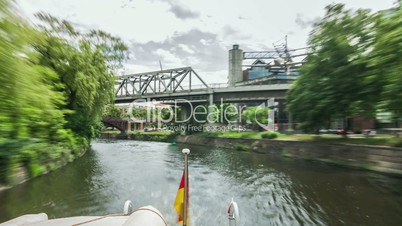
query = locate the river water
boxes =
[0,140,402,225]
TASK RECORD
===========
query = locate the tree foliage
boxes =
[241,106,270,130]
[286,4,378,131]
[34,12,128,139]
[104,105,124,118]
[367,9,402,126]
[0,1,74,182]
[0,1,128,183]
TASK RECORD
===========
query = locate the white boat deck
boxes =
[0,206,167,226]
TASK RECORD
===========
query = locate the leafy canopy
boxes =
[34,13,129,139]
[286,4,376,131]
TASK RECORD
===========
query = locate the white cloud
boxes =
[16,0,395,84]
[178,44,195,54]
[199,39,208,45]
[154,48,184,67]
[121,64,153,75]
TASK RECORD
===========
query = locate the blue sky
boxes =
[16,0,395,84]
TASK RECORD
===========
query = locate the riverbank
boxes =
[176,135,402,176]
[0,148,87,192]
[197,131,402,147]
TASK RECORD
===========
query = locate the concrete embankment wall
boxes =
[176,135,402,176]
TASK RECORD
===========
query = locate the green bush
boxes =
[234,144,249,151]
[260,132,279,139]
[28,163,46,178]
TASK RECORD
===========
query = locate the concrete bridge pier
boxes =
[207,93,214,123]
[180,105,191,123]
[179,105,191,135]
[126,120,131,133]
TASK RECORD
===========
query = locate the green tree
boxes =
[241,106,270,130]
[0,1,77,183]
[219,103,239,124]
[286,4,375,132]
[368,8,402,126]
[34,13,128,140]
[104,105,123,118]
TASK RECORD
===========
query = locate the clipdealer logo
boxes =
[127,98,275,132]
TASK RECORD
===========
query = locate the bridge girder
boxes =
[115,67,209,97]
[114,83,290,104]
[101,117,130,133]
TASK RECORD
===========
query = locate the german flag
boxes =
[174,172,189,225]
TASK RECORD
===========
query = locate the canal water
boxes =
[0,140,402,225]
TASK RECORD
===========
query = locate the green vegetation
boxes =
[286,4,402,131]
[104,105,124,118]
[35,13,127,139]
[219,104,239,124]
[234,144,250,152]
[281,134,402,148]
[129,131,176,142]
[241,106,271,130]
[200,131,283,140]
[0,1,128,184]
[260,132,279,139]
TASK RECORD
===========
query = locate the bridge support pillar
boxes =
[208,93,214,117]
[207,94,214,123]
[126,121,131,133]
[180,106,191,122]
[288,112,293,130]
[180,106,191,135]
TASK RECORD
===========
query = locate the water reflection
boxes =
[0,140,402,226]
[0,148,107,219]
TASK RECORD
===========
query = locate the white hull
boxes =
[0,206,167,226]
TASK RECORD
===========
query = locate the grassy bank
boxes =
[199,131,284,139]
[283,134,402,147]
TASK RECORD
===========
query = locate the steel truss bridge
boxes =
[115,67,290,104]
[115,67,208,96]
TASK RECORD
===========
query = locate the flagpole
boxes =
[182,148,190,226]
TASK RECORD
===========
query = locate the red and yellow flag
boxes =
[174,172,189,225]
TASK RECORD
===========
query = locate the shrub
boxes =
[261,132,279,139]
[234,144,249,151]
[28,163,46,178]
